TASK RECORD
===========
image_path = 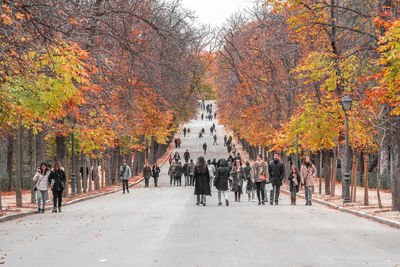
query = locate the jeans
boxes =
[122,180,129,192]
[52,189,63,208]
[305,186,313,202]
[270,185,281,203]
[290,189,297,200]
[255,181,265,202]
[144,178,149,188]
[170,177,174,186]
[154,177,158,187]
[37,190,48,210]
[176,176,182,186]
[197,195,206,203]
[218,190,229,202]
[247,187,255,201]
[184,175,189,186]
[189,175,194,186]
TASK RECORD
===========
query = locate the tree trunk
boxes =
[358,151,364,186]
[364,154,369,206]
[29,131,37,204]
[15,122,23,207]
[92,158,100,190]
[318,151,322,194]
[56,134,66,169]
[390,115,400,211]
[105,153,112,186]
[75,153,82,194]
[7,134,14,191]
[88,156,92,192]
[82,152,87,193]
[350,153,357,202]
[323,150,331,195]
[36,131,46,165]
[331,150,338,197]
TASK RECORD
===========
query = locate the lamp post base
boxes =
[343,172,351,204]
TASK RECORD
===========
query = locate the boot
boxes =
[291,198,294,205]
[58,207,62,213]
[226,199,229,206]
[218,202,222,206]
[309,201,312,206]
[37,208,41,213]
[294,199,296,205]
[234,194,237,202]
[41,208,45,213]
[238,195,241,202]
[52,207,57,213]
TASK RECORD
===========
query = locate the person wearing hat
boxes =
[119,160,132,193]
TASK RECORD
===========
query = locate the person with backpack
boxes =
[152,163,160,187]
[143,163,152,188]
[32,163,50,213]
[119,160,132,194]
[48,162,66,212]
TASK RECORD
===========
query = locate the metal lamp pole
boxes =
[341,95,353,204]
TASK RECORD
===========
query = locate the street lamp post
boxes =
[341,94,353,204]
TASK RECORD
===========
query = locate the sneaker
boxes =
[37,208,41,213]
[275,202,278,205]
[252,199,256,202]
[262,201,265,205]
[52,208,57,213]
[218,202,222,206]
[270,201,273,205]
[58,207,62,213]
[122,191,125,194]
[41,208,45,213]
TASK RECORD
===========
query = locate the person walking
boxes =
[210,126,214,136]
[207,160,216,192]
[189,159,195,186]
[119,160,132,194]
[244,161,255,202]
[212,159,218,169]
[253,154,268,205]
[214,159,230,206]
[143,162,152,188]
[193,157,211,206]
[48,162,66,213]
[202,142,207,155]
[224,135,227,147]
[152,164,160,187]
[174,138,178,148]
[232,144,237,157]
[300,156,317,206]
[173,152,181,163]
[187,128,191,137]
[177,138,182,148]
[183,127,187,137]
[288,166,300,205]
[232,158,245,202]
[184,149,190,162]
[32,163,50,213]
[213,134,217,145]
[168,161,176,186]
[183,161,190,186]
[201,113,204,120]
[175,162,183,186]
[168,154,173,165]
[268,153,285,205]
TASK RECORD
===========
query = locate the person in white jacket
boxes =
[32,163,50,213]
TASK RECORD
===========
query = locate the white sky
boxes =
[180,0,255,28]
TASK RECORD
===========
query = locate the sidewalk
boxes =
[229,132,400,228]
[0,126,182,222]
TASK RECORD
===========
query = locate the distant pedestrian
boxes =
[253,155,267,205]
[227,143,232,153]
[174,138,178,148]
[119,160,132,194]
[232,144,237,156]
[224,135,227,147]
[203,142,207,155]
[213,134,217,145]
[168,155,173,165]
[175,162,183,186]
[212,159,217,169]
[201,113,204,120]
[214,112,217,119]
[33,163,50,213]
[288,166,300,205]
[187,128,191,137]
[168,162,176,186]
[199,132,203,138]
[152,164,160,187]
[214,159,230,206]
[143,162,152,188]
[189,159,195,186]
[194,157,211,206]
[183,127,187,137]
[183,161,190,186]
[173,152,181,163]
[232,159,245,202]
[48,162,66,213]
[210,126,214,135]
[300,156,317,206]
[268,153,285,205]
[184,149,190,162]
[177,138,182,148]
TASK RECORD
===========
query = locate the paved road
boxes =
[1,101,400,267]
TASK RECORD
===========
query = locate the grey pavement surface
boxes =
[1,101,400,267]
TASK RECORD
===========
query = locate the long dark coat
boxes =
[268,160,285,186]
[288,172,300,193]
[215,166,230,191]
[143,166,152,179]
[231,166,245,193]
[193,166,211,196]
[48,169,66,192]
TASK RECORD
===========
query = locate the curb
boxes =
[281,189,400,230]
[0,178,143,223]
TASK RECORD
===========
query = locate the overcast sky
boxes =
[180,0,255,28]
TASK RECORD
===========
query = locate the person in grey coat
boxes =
[119,160,132,194]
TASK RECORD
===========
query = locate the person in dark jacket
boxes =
[224,135,227,147]
[183,161,190,186]
[188,159,195,186]
[183,127,187,137]
[268,153,285,205]
[174,162,183,186]
[184,150,190,162]
[143,163,152,188]
[215,159,230,206]
[152,164,160,187]
[193,157,211,206]
[202,142,207,155]
[231,159,245,202]
[288,166,300,205]
[244,161,255,202]
[48,162,66,213]
[173,152,181,163]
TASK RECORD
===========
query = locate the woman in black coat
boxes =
[214,158,230,206]
[194,157,211,206]
[48,162,66,213]
[152,164,160,187]
[288,166,300,205]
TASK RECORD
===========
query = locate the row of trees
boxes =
[211,0,400,210]
[0,0,211,208]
